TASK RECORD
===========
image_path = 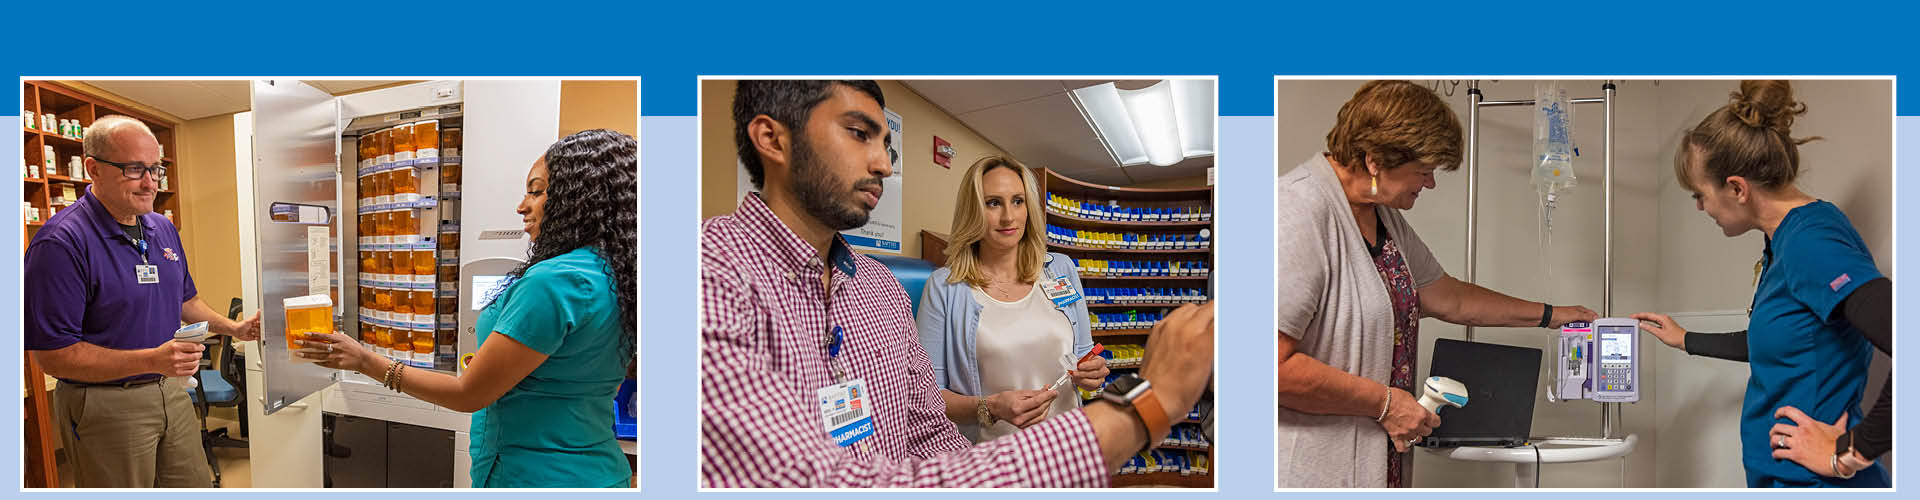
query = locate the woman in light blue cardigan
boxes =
[917,156,1106,443]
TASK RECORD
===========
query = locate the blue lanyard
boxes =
[826,325,847,382]
[133,235,150,265]
[827,325,845,359]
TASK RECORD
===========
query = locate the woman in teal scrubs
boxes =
[1633,81,1890,488]
[305,129,638,487]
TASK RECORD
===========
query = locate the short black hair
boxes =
[732,80,885,189]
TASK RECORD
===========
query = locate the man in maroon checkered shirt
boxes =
[700,80,1215,487]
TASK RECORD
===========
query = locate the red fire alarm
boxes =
[933,136,955,169]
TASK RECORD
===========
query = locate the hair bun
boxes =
[1728,80,1806,134]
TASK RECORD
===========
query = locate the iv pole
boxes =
[1461,80,1620,439]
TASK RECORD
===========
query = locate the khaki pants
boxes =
[53,377,212,487]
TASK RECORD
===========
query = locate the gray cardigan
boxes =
[1275,154,1445,488]
[915,252,1096,399]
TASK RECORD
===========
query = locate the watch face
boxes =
[1108,375,1141,396]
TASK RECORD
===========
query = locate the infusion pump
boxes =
[1553,317,1639,403]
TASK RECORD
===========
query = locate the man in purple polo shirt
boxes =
[24,115,262,488]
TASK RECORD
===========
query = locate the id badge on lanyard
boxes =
[818,378,875,448]
[134,239,159,284]
[819,325,875,448]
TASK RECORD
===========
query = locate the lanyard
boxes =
[826,324,846,382]
[133,235,150,265]
[820,259,848,383]
[1748,254,1766,317]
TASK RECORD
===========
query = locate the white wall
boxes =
[1274,79,1892,488]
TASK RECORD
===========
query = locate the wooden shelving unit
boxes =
[20,81,181,488]
[21,81,182,246]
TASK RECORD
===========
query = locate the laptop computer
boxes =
[1418,338,1541,448]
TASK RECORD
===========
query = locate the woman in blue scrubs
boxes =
[1633,81,1890,488]
[304,129,638,487]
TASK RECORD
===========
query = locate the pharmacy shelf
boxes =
[1087,302,1201,309]
[1045,210,1211,230]
[23,81,181,254]
[31,129,83,145]
[1079,275,1209,281]
[1036,167,1214,490]
[1040,167,1211,201]
[1047,242,1210,254]
[1113,471,1211,488]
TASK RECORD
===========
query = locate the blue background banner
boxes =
[2,1,1919,116]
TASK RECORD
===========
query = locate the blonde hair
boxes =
[1674,80,1822,192]
[943,156,1047,288]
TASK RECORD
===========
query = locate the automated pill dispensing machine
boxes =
[246,80,633,487]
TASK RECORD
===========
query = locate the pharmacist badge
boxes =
[1043,274,1082,308]
[162,247,179,262]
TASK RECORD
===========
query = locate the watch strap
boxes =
[1130,387,1172,449]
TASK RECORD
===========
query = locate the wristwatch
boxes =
[1100,374,1171,451]
[1833,431,1853,462]
[1833,431,1857,477]
[977,397,997,427]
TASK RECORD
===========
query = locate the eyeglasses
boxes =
[90,157,168,180]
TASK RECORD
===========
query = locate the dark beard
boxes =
[788,137,878,231]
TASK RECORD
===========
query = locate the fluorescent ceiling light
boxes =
[1071,80,1214,167]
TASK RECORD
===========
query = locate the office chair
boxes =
[189,298,250,487]
[865,254,937,316]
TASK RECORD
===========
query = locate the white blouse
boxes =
[969,282,1080,443]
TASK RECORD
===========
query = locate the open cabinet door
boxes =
[249,80,341,414]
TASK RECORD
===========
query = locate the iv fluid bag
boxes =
[1531,82,1576,293]
[1532,81,1576,192]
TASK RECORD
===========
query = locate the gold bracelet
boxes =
[392,363,407,393]
[381,361,402,389]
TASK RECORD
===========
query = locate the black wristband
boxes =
[1539,303,1554,328]
[1835,430,1853,459]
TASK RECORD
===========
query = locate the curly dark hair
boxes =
[487,129,637,364]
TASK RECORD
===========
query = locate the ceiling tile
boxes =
[83,81,248,120]
[304,80,405,95]
[953,92,1115,169]
[902,80,1069,115]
